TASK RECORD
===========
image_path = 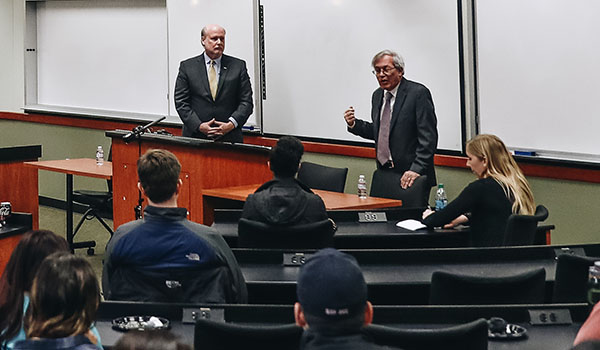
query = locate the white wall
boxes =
[0,0,25,112]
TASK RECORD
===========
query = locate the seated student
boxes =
[242,136,328,225]
[422,134,535,247]
[114,330,190,350]
[0,230,102,350]
[294,248,398,350]
[103,149,247,303]
[13,252,101,350]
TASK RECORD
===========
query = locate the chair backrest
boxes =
[107,265,234,303]
[429,268,546,305]
[503,205,549,246]
[572,341,600,350]
[194,319,302,350]
[297,161,348,193]
[238,218,335,249]
[363,318,489,350]
[369,169,428,207]
[553,253,600,303]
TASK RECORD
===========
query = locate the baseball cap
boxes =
[296,248,367,320]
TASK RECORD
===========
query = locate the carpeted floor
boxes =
[39,205,112,297]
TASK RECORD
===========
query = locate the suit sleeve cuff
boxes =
[229,117,239,128]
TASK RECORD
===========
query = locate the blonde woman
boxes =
[422,134,535,247]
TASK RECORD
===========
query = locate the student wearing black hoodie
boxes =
[241,136,327,225]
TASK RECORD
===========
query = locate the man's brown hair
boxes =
[137,149,181,203]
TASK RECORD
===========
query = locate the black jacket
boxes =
[300,329,398,350]
[242,177,328,225]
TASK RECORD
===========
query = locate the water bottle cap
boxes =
[438,183,444,188]
[97,145,103,149]
[595,261,600,267]
[359,174,365,178]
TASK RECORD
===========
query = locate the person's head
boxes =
[372,50,404,91]
[295,248,373,333]
[201,24,226,60]
[0,230,69,345]
[269,136,304,179]
[137,149,182,205]
[466,134,535,214]
[25,252,100,339]
[114,330,191,350]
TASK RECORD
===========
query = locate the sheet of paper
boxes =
[396,219,427,231]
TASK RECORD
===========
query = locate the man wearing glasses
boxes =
[343,50,438,197]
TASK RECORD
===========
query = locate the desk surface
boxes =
[95,301,587,350]
[24,158,112,179]
[203,184,403,210]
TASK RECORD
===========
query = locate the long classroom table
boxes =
[213,208,553,249]
[95,301,589,350]
[233,244,600,304]
[213,208,470,249]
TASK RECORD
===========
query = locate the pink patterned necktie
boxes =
[377,91,393,166]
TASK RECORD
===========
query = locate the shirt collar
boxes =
[204,53,222,67]
[384,81,400,98]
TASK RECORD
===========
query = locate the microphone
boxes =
[123,116,167,143]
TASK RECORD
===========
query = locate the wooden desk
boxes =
[0,213,33,276]
[24,159,112,250]
[0,145,41,229]
[202,184,403,225]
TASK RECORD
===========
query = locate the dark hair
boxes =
[137,149,181,203]
[0,230,69,346]
[114,330,191,350]
[269,136,304,178]
[24,252,100,338]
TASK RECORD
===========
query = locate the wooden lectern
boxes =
[106,130,272,228]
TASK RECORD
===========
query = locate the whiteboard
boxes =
[260,0,463,151]
[35,0,169,119]
[477,0,600,158]
[166,0,258,127]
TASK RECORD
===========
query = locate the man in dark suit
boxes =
[175,24,253,143]
[344,50,438,193]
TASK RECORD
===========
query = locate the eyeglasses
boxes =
[372,66,397,76]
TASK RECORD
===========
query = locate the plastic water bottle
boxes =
[587,262,600,305]
[357,174,367,199]
[434,183,448,210]
[96,145,104,166]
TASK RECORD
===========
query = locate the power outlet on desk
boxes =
[283,253,314,266]
[528,309,572,325]
[182,307,225,324]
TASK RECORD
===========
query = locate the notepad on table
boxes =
[396,219,427,231]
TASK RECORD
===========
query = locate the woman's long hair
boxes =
[0,230,69,346]
[466,134,535,215]
[24,252,100,339]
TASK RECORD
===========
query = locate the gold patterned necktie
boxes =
[209,60,217,100]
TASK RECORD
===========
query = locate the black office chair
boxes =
[106,265,235,303]
[194,319,302,350]
[72,146,113,255]
[237,218,335,249]
[553,253,600,303]
[297,161,348,193]
[503,205,549,246]
[429,268,546,305]
[370,170,429,207]
[363,318,488,350]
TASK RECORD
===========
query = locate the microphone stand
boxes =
[122,116,167,220]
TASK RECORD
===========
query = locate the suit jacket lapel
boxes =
[197,53,212,99]
[373,88,384,132]
[215,55,230,101]
[390,78,408,130]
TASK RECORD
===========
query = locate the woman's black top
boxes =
[423,177,512,247]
